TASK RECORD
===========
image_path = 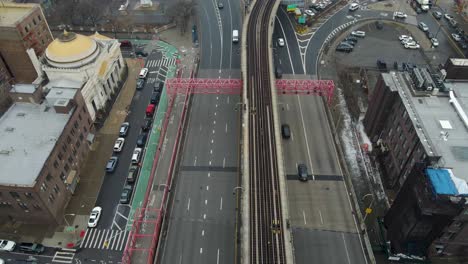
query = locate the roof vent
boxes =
[56,90,63,95]
[16,112,26,117]
[5,127,15,132]
[0,150,10,155]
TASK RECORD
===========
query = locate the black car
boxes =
[377,60,387,71]
[154,80,164,92]
[425,31,434,39]
[150,92,161,104]
[432,11,442,19]
[120,185,133,204]
[375,21,383,30]
[142,118,152,132]
[135,50,148,57]
[459,42,467,50]
[275,66,283,79]
[127,165,139,183]
[136,133,148,147]
[336,45,353,53]
[297,164,308,181]
[119,122,130,137]
[281,124,291,139]
[106,157,118,173]
[18,243,45,254]
[344,36,358,43]
[339,41,354,47]
[136,79,145,90]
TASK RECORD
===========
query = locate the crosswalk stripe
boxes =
[119,231,127,250]
[83,228,94,248]
[81,229,90,247]
[92,230,102,248]
[108,230,116,249]
[112,230,121,249]
[52,252,75,263]
[80,228,129,251]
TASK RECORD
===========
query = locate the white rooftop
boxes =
[0,103,71,187]
[10,84,37,94]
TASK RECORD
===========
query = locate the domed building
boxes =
[28,30,125,120]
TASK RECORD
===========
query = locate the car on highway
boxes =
[399,35,412,41]
[119,122,130,137]
[393,11,407,18]
[281,124,291,139]
[127,165,140,184]
[278,38,285,47]
[87,206,102,228]
[18,243,45,254]
[430,38,439,47]
[432,11,442,19]
[218,2,223,8]
[120,185,134,204]
[113,137,125,152]
[452,33,462,42]
[105,156,118,173]
[0,240,16,252]
[139,68,148,79]
[351,30,365,38]
[154,80,164,92]
[136,133,148,147]
[348,3,359,11]
[444,14,454,20]
[404,43,420,49]
[141,118,152,132]
[336,45,353,53]
[304,9,315,16]
[297,164,308,181]
[136,79,145,90]
[418,22,429,32]
[275,66,283,78]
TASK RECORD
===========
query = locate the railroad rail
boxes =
[246,0,286,262]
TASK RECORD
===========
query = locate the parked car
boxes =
[351,31,366,37]
[18,243,45,254]
[132,148,142,164]
[139,68,149,79]
[418,22,429,32]
[141,118,152,132]
[120,185,134,204]
[430,38,439,47]
[393,11,407,18]
[154,80,164,92]
[150,92,161,104]
[87,206,102,228]
[459,41,468,50]
[452,33,462,42]
[399,35,412,41]
[375,21,384,29]
[119,40,132,48]
[278,38,285,47]
[449,19,458,28]
[297,164,308,181]
[348,3,359,11]
[402,40,417,45]
[119,122,130,137]
[336,45,353,53]
[432,11,442,19]
[136,79,145,90]
[0,240,16,252]
[344,36,358,43]
[127,165,140,184]
[113,137,125,153]
[106,157,118,172]
[304,9,315,16]
[444,14,454,20]
[135,50,148,57]
[425,31,434,39]
[404,43,421,49]
[136,133,148,147]
[146,104,155,117]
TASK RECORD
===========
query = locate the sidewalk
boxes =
[40,59,141,249]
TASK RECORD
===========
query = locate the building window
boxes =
[18,202,28,210]
[62,144,67,153]
[46,173,52,181]
[84,126,88,133]
[58,152,63,161]
[76,141,81,148]
[74,121,79,129]
[41,182,48,192]
[54,160,59,169]
[33,204,42,210]
[111,73,115,84]
[53,184,60,194]
[67,136,72,144]
[68,156,73,164]
[117,59,122,69]
[38,15,41,21]
[72,148,77,156]
[78,114,82,121]
[24,25,29,33]
[10,192,20,199]
[48,194,55,203]
[88,118,92,126]
[60,172,66,181]
[79,133,84,141]
[107,79,111,88]
[71,128,76,136]
[64,164,70,173]
[24,193,33,199]
[33,18,37,25]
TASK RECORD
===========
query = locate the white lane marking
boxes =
[342,233,352,264]
[207,185,209,191]
[203,214,206,219]
[200,124,202,131]
[194,156,197,166]
[202,230,205,236]
[179,255,183,264]
[223,157,226,168]
[225,123,228,133]
[215,104,218,108]
[319,210,324,224]
[214,112,217,116]
[287,103,290,111]
[213,129,215,134]
[227,97,230,104]
[220,197,223,210]
[291,131,294,141]
[211,139,214,143]
[216,96,219,100]
[208,172,211,177]
[205,199,208,205]
[187,198,191,211]
[210,149,213,154]
[217,248,220,264]
[200,248,203,254]
[214,120,216,125]
[209,160,212,165]
[303,210,307,225]
[297,95,315,180]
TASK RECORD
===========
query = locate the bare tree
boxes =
[166,0,196,34]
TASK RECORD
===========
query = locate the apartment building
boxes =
[0,2,53,83]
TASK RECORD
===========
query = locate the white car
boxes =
[431,38,439,47]
[304,9,315,16]
[404,43,420,49]
[113,137,125,152]
[402,39,416,45]
[349,3,359,11]
[452,33,461,42]
[132,148,142,164]
[444,14,454,20]
[351,31,366,38]
[278,38,285,47]
[0,240,16,252]
[394,12,407,18]
[399,35,412,41]
[139,68,148,79]
[88,206,102,228]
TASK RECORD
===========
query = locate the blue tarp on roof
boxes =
[426,168,458,195]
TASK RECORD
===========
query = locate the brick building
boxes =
[0,3,53,83]
[364,72,468,258]
[0,85,93,225]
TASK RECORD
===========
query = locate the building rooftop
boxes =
[46,87,77,106]
[385,72,468,187]
[0,103,71,187]
[0,3,37,27]
[10,84,37,94]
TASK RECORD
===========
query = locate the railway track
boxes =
[246,0,286,263]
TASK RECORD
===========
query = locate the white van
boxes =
[139,68,148,79]
[232,30,239,43]
[132,148,142,164]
